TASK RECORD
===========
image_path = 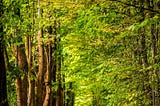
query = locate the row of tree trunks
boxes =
[0,0,70,106]
[36,0,65,105]
[9,0,66,105]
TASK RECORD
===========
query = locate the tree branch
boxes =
[110,0,160,14]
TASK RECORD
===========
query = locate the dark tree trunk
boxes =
[0,21,9,106]
[0,0,9,105]
[150,1,159,105]
[56,83,63,106]
[139,1,151,105]
[56,27,64,106]
[66,82,74,106]
[52,22,57,106]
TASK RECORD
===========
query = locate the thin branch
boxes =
[110,0,160,14]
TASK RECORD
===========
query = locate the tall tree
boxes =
[13,1,29,105]
[36,0,45,105]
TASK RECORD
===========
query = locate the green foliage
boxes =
[3,0,160,105]
[60,0,160,105]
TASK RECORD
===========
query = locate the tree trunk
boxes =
[52,40,57,106]
[36,0,45,105]
[52,22,57,106]
[0,0,9,105]
[139,1,151,104]
[16,44,28,106]
[56,31,64,106]
[43,43,52,106]
[26,35,35,106]
[27,1,36,105]
[36,29,45,106]
[66,82,74,106]
[56,83,63,106]
[13,2,28,105]
[150,1,159,105]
